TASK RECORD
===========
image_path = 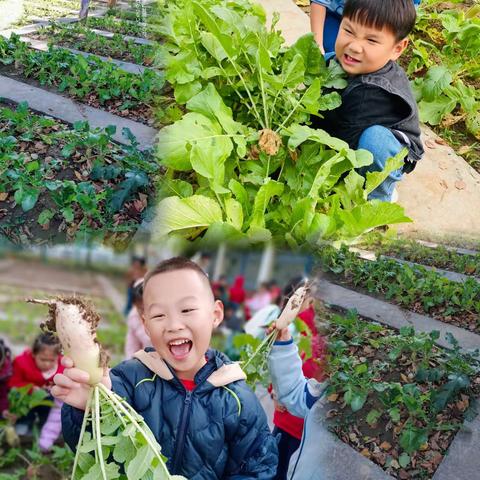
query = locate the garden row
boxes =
[0,0,169,245]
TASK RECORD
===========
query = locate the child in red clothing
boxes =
[8,333,64,447]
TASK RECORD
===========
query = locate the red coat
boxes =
[8,349,64,390]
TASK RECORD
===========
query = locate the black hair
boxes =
[132,256,146,266]
[132,279,144,306]
[343,0,416,41]
[32,332,61,355]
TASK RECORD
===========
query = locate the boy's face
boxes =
[142,269,224,380]
[335,17,409,75]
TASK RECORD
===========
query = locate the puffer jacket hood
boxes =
[62,348,278,479]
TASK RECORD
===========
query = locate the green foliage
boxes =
[7,385,53,418]
[152,0,411,246]
[319,245,480,322]
[326,310,480,457]
[0,102,158,241]
[0,34,164,115]
[408,4,480,139]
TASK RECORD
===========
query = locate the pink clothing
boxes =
[39,398,63,451]
[125,306,151,358]
[245,291,272,315]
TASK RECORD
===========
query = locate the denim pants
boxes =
[358,125,404,202]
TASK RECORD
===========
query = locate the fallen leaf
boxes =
[0,193,9,202]
[327,393,339,402]
[439,180,448,190]
[435,137,448,146]
[455,180,466,190]
[457,145,471,156]
[380,441,392,451]
[425,139,437,149]
[438,160,448,170]
[360,448,371,458]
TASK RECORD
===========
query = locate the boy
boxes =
[53,257,278,479]
[313,0,424,202]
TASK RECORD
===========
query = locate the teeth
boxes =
[169,339,190,346]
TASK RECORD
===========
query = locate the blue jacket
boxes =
[62,348,278,479]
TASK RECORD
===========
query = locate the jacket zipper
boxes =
[171,390,193,474]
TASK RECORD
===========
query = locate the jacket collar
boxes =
[133,348,246,388]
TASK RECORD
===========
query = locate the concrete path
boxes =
[96,274,125,314]
[257,0,480,244]
[316,278,480,352]
[0,75,157,149]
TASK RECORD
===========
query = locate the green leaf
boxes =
[422,66,453,102]
[157,112,233,172]
[418,97,456,125]
[399,425,428,454]
[154,195,223,238]
[399,452,411,468]
[248,179,284,229]
[364,149,407,196]
[350,392,367,412]
[286,124,349,152]
[38,209,54,225]
[126,444,155,480]
[224,198,243,231]
[432,374,470,412]
[337,202,411,239]
[109,171,149,213]
[366,409,381,426]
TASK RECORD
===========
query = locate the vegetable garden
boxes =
[0,0,166,246]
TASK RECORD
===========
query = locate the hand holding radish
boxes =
[52,356,111,411]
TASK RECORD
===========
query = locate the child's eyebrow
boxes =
[147,296,199,312]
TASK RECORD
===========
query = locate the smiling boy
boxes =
[53,257,278,479]
[313,0,424,202]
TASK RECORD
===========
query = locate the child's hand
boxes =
[51,356,111,410]
[266,322,292,342]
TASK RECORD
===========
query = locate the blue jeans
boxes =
[358,125,404,202]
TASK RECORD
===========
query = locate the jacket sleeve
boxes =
[61,364,136,451]
[224,383,278,479]
[268,340,328,419]
[8,356,31,389]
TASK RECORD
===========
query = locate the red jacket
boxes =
[8,349,64,390]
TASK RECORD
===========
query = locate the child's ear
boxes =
[212,300,224,328]
[391,37,409,60]
[140,312,151,336]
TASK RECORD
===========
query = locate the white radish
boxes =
[28,297,106,385]
[275,285,309,329]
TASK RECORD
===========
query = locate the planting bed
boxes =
[318,306,480,480]
[318,246,480,334]
[362,235,480,278]
[0,100,159,245]
[30,22,156,66]
[0,35,163,125]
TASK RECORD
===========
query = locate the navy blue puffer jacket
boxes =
[62,348,278,479]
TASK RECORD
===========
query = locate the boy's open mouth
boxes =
[343,53,360,65]
[168,338,193,360]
